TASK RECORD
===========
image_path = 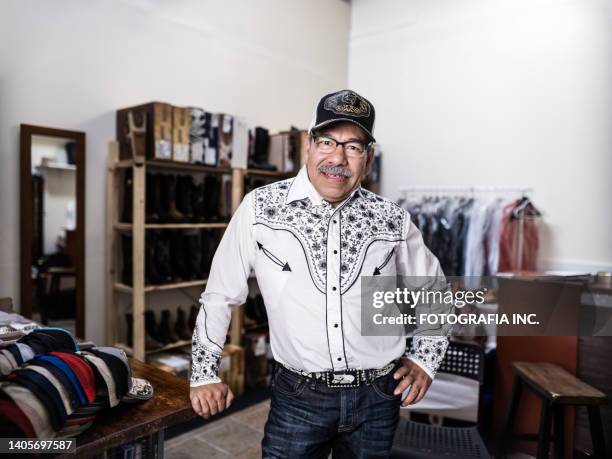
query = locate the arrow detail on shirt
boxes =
[373,247,395,275]
[257,242,292,272]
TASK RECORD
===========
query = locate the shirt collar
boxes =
[286,165,364,207]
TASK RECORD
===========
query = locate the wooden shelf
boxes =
[114,158,231,174]
[107,140,258,363]
[114,279,208,293]
[114,222,228,231]
[114,339,191,357]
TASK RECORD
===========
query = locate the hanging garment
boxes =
[498,199,539,272]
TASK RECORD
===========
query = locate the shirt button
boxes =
[337,357,342,361]
[334,323,339,328]
[332,286,337,291]
[333,219,337,224]
[333,250,338,254]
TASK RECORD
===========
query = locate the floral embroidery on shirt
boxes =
[252,179,406,293]
[190,326,222,385]
[405,336,449,379]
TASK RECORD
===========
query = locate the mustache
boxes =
[317,164,353,178]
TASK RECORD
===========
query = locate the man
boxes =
[189,90,449,458]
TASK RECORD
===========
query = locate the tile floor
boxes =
[164,399,270,459]
[164,400,534,459]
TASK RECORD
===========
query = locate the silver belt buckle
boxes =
[327,369,360,388]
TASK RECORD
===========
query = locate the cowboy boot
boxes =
[188,304,198,334]
[203,175,220,221]
[158,309,178,344]
[146,173,160,223]
[174,306,191,340]
[177,175,194,221]
[169,232,188,280]
[145,310,163,344]
[158,173,170,222]
[127,312,162,350]
[122,169,133,223]
[192,181,206,222]
[183,233,201,280]
[166,174,185,222]
[145,231,162,285]
[154,231,173,283]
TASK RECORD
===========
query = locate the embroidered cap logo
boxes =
[323,91,371,118]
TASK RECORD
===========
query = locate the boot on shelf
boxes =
[200,230,220,277]
[145,231,162,285]
[165,174,185,222]
[184,232,202,280]
[145,310,164,345]
[158,309,178,344]
[154,231,173,283]
[121,169,133,223]
[121,234,133,286]
[188,304,198,334]
[169,231,189,280]
[146,172,160,223]
[177,175,195,221]
[203,175,221,221]
[192,181,206,222]
[174,306,192,340]
[126,313,162,350]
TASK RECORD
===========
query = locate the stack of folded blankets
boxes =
[0,327,153,439]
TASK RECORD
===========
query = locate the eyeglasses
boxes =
[311,135,370,158]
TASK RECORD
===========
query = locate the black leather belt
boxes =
[279,359,400,388]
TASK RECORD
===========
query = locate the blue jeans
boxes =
[262,362,402,458]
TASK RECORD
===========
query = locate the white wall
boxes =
[0,0,350,344]
[349,0,612,272]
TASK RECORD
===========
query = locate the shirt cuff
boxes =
[404,336,449,380]
[190,327,223,387]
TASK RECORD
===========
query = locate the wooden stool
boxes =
[500,362,608,459]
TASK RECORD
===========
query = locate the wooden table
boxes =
[54,358,197,459]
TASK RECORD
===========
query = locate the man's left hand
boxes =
[392,357,432,406]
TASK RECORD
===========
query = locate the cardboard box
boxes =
[231,117,249,169]
[268,130,307,173]
[116,102,173,160]
[172,106,191,162]
[189,107,211,164]
[217,114,233,168]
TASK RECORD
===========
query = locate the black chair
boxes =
[391,340,491,459]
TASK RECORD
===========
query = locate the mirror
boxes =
[20,124,85,338]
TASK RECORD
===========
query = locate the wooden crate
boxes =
[219,344,245,396]
[116,102,173,160]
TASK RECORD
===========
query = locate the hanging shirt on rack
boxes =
[498,199,539,272]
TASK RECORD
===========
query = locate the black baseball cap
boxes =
[309,89,376,143]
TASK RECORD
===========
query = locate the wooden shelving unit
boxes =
[106,141,300,369]
[106,141,239,362]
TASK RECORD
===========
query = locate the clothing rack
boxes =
[399,186,533,195]
[399,186,537,273]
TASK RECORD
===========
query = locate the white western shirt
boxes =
[190,166,449,387]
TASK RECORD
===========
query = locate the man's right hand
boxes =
[190,382,234,419]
